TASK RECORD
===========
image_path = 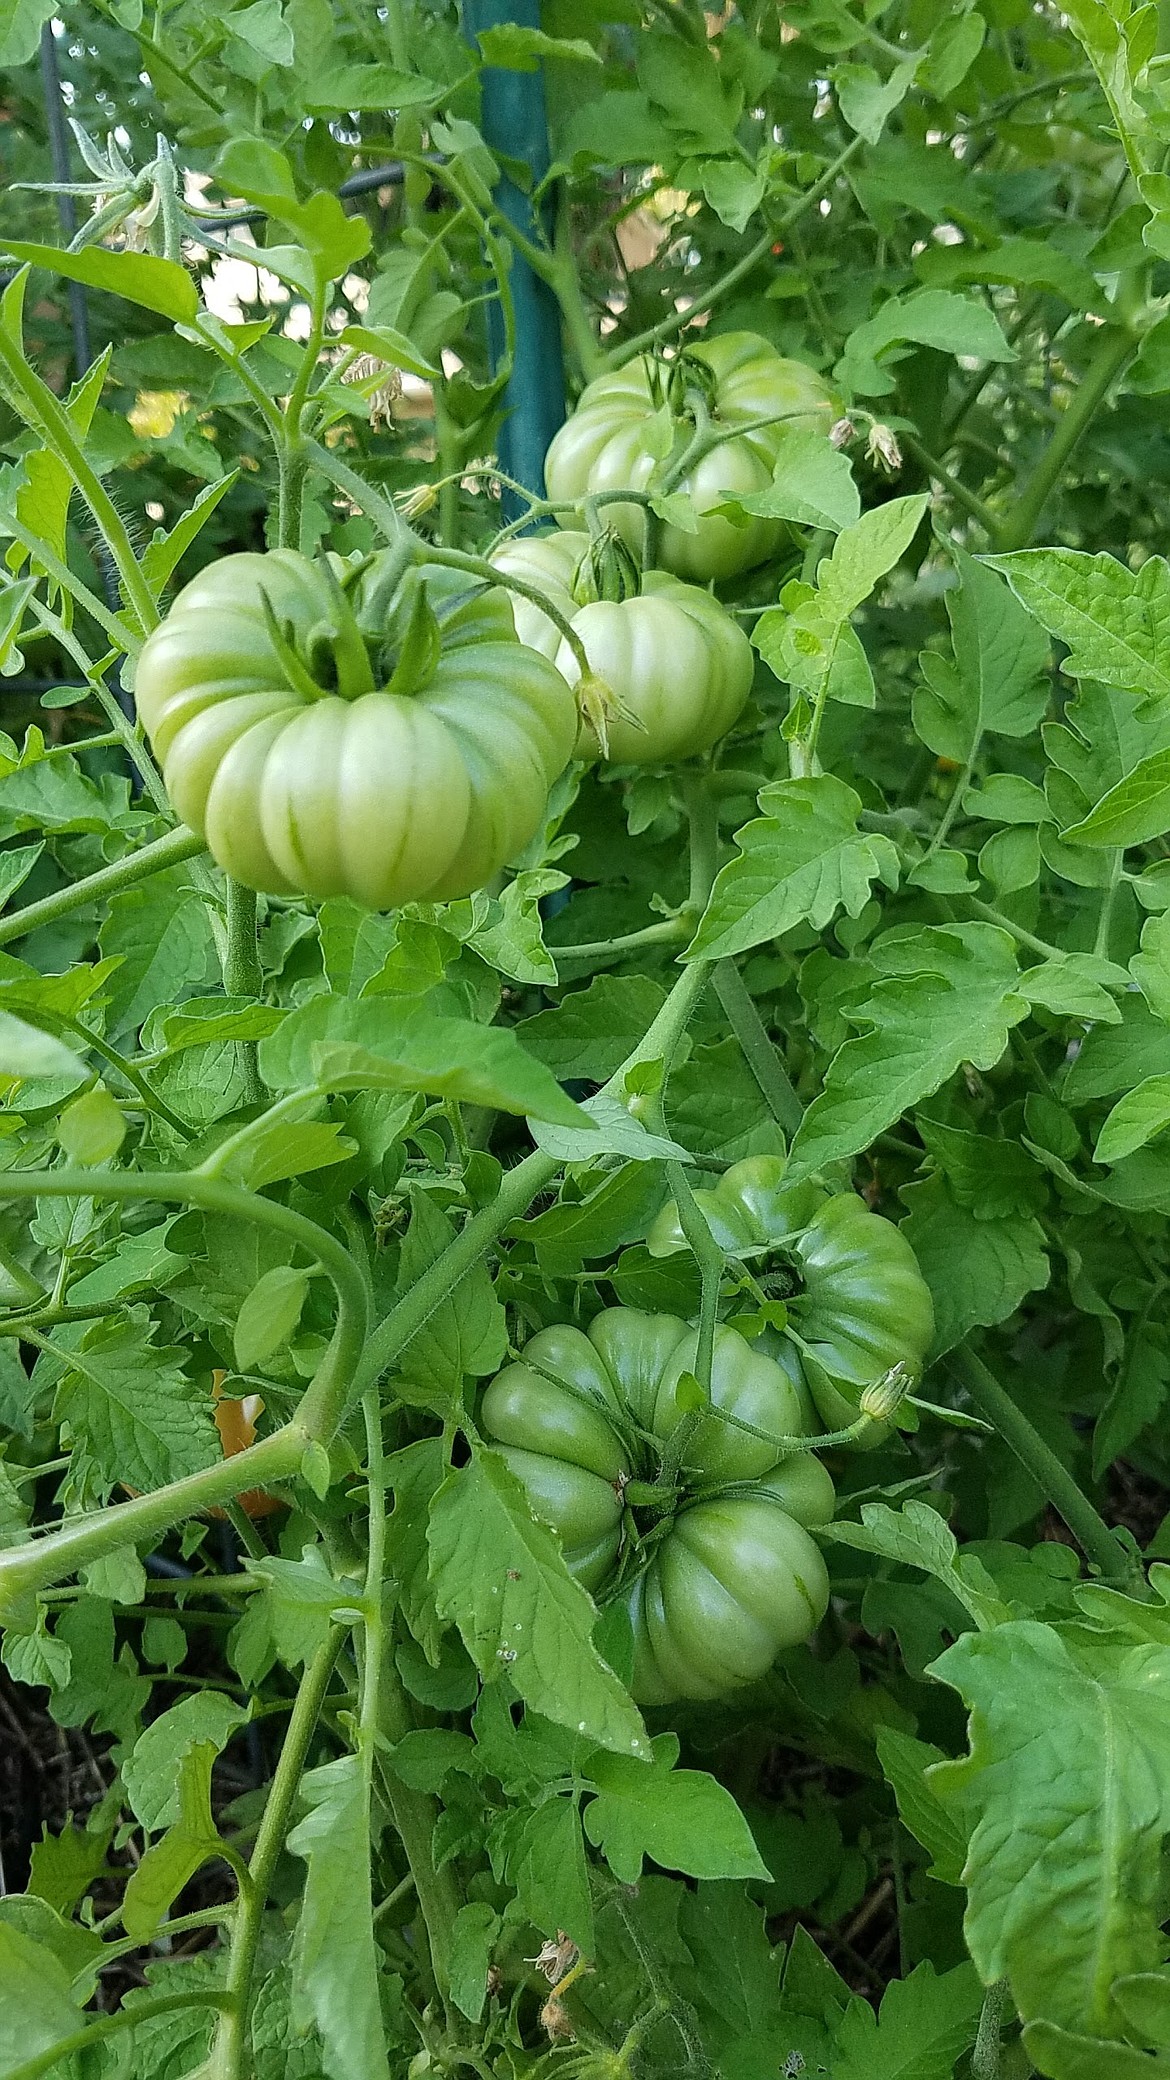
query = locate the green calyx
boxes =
[667,345,719,420]
[572,525,642,606]
[268,561,445,705]
[381,579,444,697]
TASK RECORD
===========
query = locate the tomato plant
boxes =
[0,4,1168,2079]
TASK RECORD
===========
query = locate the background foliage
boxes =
[2,2,1170,2077]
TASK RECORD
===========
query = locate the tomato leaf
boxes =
[0,243,198,323]
[427,1443,650,1759]
[582,1732,769,1884]
[259,996,591,1127]
[287,1755,389,2080]
[686,775,900,960]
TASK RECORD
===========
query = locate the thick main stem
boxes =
[211,1629,344,2080]
[224,879,264,1105]
[951,1348,1135,1584]
[995,325,1137,551]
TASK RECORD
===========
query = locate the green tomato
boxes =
[490,531,753,764]
[133,550,577,909]
[647,1153,824,1256]
[479,1306,831,1705]
[624,1498,830,1705]
[494,1447,624,1594]
[789,1192,934,1437]
[542,333,838,582]
[647,1157,934,1445]
[754,1451,837,1529]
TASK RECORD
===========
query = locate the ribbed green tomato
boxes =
[490,532,752,764]
[480,1306,832,1704]
[542,333,838,582]
[647,1157,934,1445]
[133,550,577,908]
[624,1498,831,1706]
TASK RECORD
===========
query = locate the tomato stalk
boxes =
[9,525,138,656]
[555,915,692,971]
[995,322,1140,551]
[6,1992,237,2080]
[373,1640,470,2033]
[0,279,160,636]
[210,1629,345,2080]
[415,540,596,685]
[605,133,865,370]
[951,1347,1139,1586]
[665,1163,722,1403]
[0,824,207,952]
[971,1980,1011,2080]
[711,959,804,1137]
[223,878,264,1106]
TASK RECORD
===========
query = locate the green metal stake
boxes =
[462,0,567,517]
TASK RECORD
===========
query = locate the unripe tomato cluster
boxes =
[480,1306,834,1706]
[543,332,838,580]
[480,1162,933,1705]
[133,330,834,910]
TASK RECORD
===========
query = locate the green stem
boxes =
[359,1390,386,1777]
[7,1993,237,2080]
[356,1147,558,1396]
[432,386,461,549]
[12,523,137,653]
[921,741,979,861]
[210,1629,344,2080]
[950,1347,1135,1583]
[666,1162,722,1400]
[0,826,208,950]
[277,444,307,556]
[97,1903,235,1956]
[0,1300,122,1333]
[711,960,803,1137]
[59,1013,192,1139]
[223,1499,269,1564]
[608,135,864,368]
[375,1656,466,2028]
[965,898,1063,963]
[1094,849,1123,959]
[995,325,1138,551]
[355,962,713,1398]
[0,1242,43,1304]
[287,281,330,441]
[304,436,415,549]
[414,543,593,682]
[0,309,158,635]
[224,879,264,1106]
[681,772,719,914]
[971,1979,1010,2080]
[552,193,605,382]
[27,596,173,815]
[192,316,285,445]
[901,434,999,536]
[0,1168,367,1608]
[555,918,691,969]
